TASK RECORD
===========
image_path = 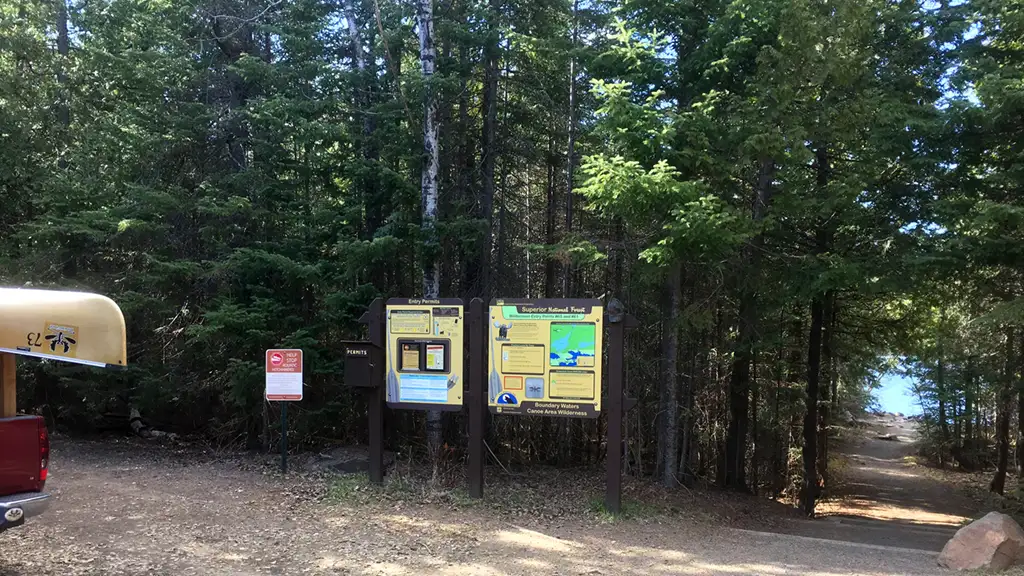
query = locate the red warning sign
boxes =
[265,349,302,401]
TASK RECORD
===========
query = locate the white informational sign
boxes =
[265,349,303,401]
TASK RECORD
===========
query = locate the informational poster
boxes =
[385,299,464,411]
[488,299,603,418]
[266,349,303,401]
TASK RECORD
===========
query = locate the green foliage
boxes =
[0,0,1020,502]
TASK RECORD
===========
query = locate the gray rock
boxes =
[938,511,1024,571]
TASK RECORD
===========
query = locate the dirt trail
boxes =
[0,437,946,575]
[784,413,978,552]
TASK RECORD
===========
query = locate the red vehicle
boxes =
[0,288,127,532]
[0,416,50,532]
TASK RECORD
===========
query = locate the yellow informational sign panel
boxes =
[488,299,603,418]
[385,298,464,411]
[0,288,127,368]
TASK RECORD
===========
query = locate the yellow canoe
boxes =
[0,288,127,368]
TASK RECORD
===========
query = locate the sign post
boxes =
[281,403,288,474]
[604,299,636,514]
[266,348,303,474]
[355,298,387,484]
[468,298,485,498]
[0,353,15,418]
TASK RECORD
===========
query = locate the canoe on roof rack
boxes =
[0,288,127,369]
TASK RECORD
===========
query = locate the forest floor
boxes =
[0,423,981,576]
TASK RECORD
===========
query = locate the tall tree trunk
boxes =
[475,0,499,299]
[802,296,825,516]
[562,0,579,297]
[457,39,475,298]
[344,0,380,235]
[544,137,557,298]
[937,329,950,467]
[344,0,380,238]
[56,0,69,170]
[812,145,834,492]
[660,261,682,488]
[965,355,975,445]
[416,0,443,464]
[991,329,1015,495]
[817,290,835,489]
[1017,332,1024,479]
[750,350,760,493]
[725,157,775,492]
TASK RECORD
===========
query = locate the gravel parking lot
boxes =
[0,437,944,576]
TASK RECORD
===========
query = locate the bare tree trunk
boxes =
[725,157,775,492]
[1017,333,1024,479]
[991,329,1015,495]
[938,356,949,468]
[750,350,760,493]
[660,262,682,488]
[562,0,579,297]
[457,38,475,298]
[416,0,443,464]
[812,145,834,493]
[965,356,975,445]
[817,290,835,489]
[953,387,961,451]
[344,0,380,238]
[56,0,69,169]
[475,0,499,299]
[802,296,824,516]
[544,137,557,298]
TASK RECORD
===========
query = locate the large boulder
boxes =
[938,512,1024,571]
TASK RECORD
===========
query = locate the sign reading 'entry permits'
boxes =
[266,349,303,401]
[385,298,464,411]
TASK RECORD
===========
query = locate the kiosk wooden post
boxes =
[0,353,15,418]
[366,298,385,484]
[605,299,636,515]
[468,298,485,498]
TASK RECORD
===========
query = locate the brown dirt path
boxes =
[778,412,978,552]
[0,436,945,575]
[820,413,976,525]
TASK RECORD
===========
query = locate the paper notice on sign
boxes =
[399,374,448,402]
[401,344,421,371]
[550,370,595,400]
[501,344,545,375]
[390,310,431,334]
[426,344,445,371]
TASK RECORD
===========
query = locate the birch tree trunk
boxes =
[416,0,443,462]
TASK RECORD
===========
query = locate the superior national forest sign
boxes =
[488,299,603,418]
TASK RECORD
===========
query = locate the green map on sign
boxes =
[549,323,597,367]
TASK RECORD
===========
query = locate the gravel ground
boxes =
[0,437,946,576]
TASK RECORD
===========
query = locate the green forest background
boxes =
[2,0,1023,514]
